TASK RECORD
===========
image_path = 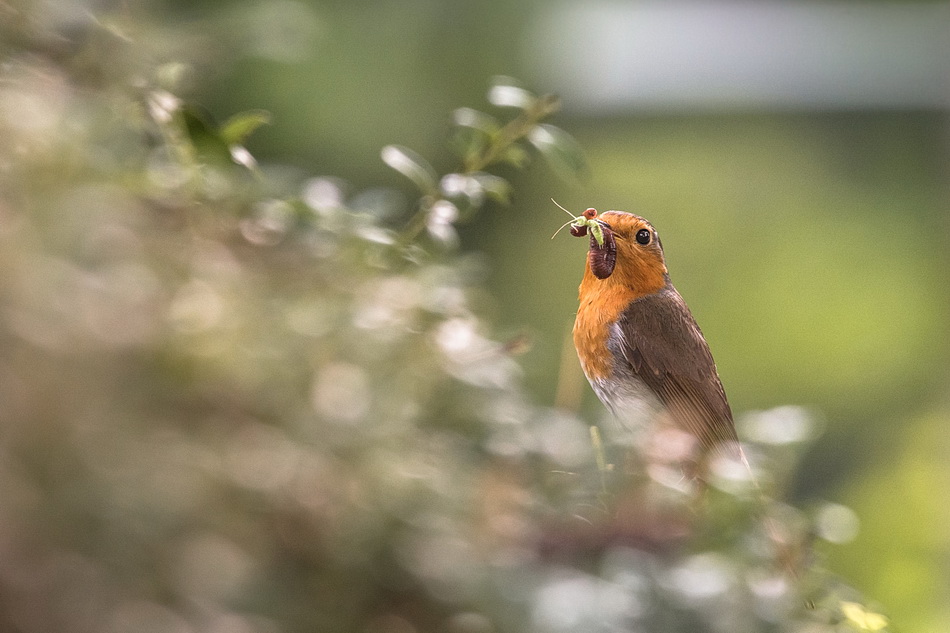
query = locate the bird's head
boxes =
[576,210,669,297]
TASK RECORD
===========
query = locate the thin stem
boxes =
[463,94,561,173]
[398,196,436,246]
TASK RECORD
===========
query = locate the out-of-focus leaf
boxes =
[499,144,530,169]
[450,126,489,163]
[452,107,499,134]
[841,602,889,632]
[220,109,271,146]
[470,173,511,205]
[528,123,589,182]
[426,200,459,247]
[381,145,438,195]
[147,89,181,124]
[487,76,535,109]
[451,108,499,163]
[229,145,257,170]
[180,105,232,166]
[440,173,484,211]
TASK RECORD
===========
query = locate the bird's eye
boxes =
[635,229,651,245]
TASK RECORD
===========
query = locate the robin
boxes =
[568,208,740,464]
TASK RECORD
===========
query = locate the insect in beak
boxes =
[551,200,604,245]
[550,200,616,279]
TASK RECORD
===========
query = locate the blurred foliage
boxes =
[0,2,945,632]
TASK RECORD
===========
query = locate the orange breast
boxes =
[572,229,668,382]
[573,274,638,381]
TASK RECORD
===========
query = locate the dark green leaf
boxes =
[180,106,232,166]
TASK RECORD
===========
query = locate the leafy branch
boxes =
[382,77,587,247]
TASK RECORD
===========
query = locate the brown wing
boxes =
[615,285,738,454]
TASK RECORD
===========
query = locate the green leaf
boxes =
[452,107,499,134]
[450,108,499,162]
[381,145,438,195]
[180,106,232,166]
[450,126,489,163]
[499,144,530,169]
[470,173,511,205]
[220,110,271,146]
[527,124,589,182]
[487,76,536,109]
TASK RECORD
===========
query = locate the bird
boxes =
[569,208,740,465]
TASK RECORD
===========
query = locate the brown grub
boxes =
[588,224,616,279]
